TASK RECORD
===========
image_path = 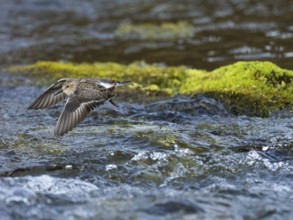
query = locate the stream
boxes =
[0,0,293,219]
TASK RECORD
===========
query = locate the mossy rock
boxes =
[8,61,293,117]
[206,62,293,116]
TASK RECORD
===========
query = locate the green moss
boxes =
[204,61,293,116]
[8,61,293,116]
[156,135,178,148]
[196,123,247,138]
[115,21,194,40]
[11,133,64,157]
[8,61,201,97]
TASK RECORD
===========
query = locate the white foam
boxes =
[106,164,117,171]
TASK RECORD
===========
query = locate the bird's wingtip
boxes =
[27,104,35,110]
[54,130,63,137]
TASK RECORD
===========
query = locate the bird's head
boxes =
[62,80,77,95]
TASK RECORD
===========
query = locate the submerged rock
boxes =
[115,21,195,40]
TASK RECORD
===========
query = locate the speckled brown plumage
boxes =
[28,78,130,136]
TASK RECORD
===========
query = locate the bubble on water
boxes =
[246,150,289,172]
[174,144,179,151]
[246,150,262,165]
[131,151,168,162]
[173,144,193,156]
[65,164,73,169]
[25,175,98,197]
[131,151,149,161]
[263,159,287,171]
[106,164,117,171]
[150,152,168,161]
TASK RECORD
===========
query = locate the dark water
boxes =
[0,0,293,220]
[0,0,293,70]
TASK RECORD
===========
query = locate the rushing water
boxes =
[0,0,293,219]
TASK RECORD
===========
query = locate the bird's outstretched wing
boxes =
[54,96,105,136]
[28,79,68,109]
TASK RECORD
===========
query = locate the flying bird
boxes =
[28,78,130,136]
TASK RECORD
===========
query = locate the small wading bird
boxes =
[28,78,130,136]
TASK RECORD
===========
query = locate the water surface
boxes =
[0,0,293,219]
[0,0,292,70]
